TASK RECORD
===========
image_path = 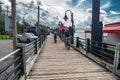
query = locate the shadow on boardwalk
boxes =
[27,34,118,80]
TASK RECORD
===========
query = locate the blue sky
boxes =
[68,0,120,16]
[71,0,120,11]
[2,0,120,28]
[109,0,120,11]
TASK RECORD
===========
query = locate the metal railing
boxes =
[89,40,116,64]
[0,49,24,80]
[0,35,47,80]
[74,37,86,50]
[72,37,116,63]
[25,41,36,60]
[51,32,120,76]
[72,36,120,76]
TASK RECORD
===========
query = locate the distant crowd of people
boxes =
[52,25,72,50]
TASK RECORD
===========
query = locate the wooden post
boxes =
[17,45,27,80]
[12,0,17,51]
[113,43,120,74]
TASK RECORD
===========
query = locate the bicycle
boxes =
[54,37,57,43]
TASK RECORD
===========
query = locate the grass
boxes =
[0,35,10,40]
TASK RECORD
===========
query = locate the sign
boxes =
[4,15,12,32]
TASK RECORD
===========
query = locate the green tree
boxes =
[34,22,50,30]
[0,15,4,34]
[17,21,25,33]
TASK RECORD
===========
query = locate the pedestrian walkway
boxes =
[27,34,118,80]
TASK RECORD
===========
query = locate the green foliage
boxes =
[34,22,39,27]
[0,35,10,40]
[40,24,50,30]
[17,21,25,34]
[0,13,4,34]
[34,22,50,31]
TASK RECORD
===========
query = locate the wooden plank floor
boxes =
[27,34,119,80]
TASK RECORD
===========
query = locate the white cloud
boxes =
[103,16,120,24]
[75,0,86,8]
[86,8,107,21]
[16,0,32,4]
[101,1,111,9]
[2,0,89,27]
[3,0,117,28]
[1,0,11,6]
[42,0,91,28]
[110,11,120,15]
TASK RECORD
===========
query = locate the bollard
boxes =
[76,37,79,48]
[86,38,90,53]
[17,45,27,80]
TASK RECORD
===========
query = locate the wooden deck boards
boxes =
[27,34,118,80]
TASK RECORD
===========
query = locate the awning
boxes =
[85,22,120,34]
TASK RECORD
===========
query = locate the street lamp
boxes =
[63,10,75,44]
[5,6,11,16]
[37,6,40,36]
[63,14,68,21]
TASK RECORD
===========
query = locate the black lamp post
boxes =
[63,10,75,44]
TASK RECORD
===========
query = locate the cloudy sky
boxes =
[1,0,120,28]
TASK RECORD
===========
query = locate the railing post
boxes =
[113,43,120,74]
[86,38,90,53]
[76,37,79,48]
[39,37,41,48]
[34,39,37,54]
[43,35,45,41]
[37,38,39,50]
[101,43,104,59]
[17,45,27,80]
[41,35,42,44]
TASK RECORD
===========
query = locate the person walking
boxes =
[64,29,71,50]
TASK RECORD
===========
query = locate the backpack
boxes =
[65,30,70,37]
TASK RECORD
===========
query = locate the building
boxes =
[85,22,120,45]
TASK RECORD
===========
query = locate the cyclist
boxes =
[65,29,71,50]
[54,32,57,43]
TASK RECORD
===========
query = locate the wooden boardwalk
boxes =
[27,34,118,80]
